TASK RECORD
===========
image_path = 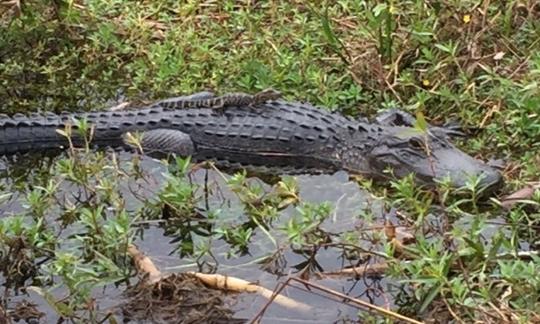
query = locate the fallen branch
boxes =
[127,244,162,283]
[127,244,311,311]
[319,262,389,279]
[189,272,311,312]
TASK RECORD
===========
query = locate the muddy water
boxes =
[0,153,389,323]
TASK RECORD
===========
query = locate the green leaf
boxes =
[27,286,74,317]
[419,283,441,313]
[434,43,451,54]
[372,3,388,17]
[486,233,504,261]
[463,237,485,257]
[321,13,338,47]
[414,111,429,132]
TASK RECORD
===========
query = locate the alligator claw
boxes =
[486,158,506,170]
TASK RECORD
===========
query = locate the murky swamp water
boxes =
[0,152,400,323]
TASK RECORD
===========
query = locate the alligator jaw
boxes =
[362,126,504,193]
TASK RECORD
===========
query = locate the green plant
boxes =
[1,0,540,322]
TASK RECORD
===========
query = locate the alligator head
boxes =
[349,125,503,192]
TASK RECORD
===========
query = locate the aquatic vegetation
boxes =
[1,0,539,322]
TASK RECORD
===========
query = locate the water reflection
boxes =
[0,152,388,323]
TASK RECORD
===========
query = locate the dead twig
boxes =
[318,262,389,279]
[108,102,131,111]
[290,278,424,324]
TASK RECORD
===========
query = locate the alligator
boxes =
[0,92,503,191]
[155,89,282,110]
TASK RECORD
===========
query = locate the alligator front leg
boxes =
[123,129,195,157]
[375,109,465,137]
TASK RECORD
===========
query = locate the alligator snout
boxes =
[432,147,503,192]
[476,168,504,192]
[366,127,504,193]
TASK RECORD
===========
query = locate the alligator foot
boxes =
[441,120,468,137]
[375,109,466,138]
[123,129,195,157]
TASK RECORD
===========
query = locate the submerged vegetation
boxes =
[1,0,539,322]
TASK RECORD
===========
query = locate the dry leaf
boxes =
[109,102,130,111]
[501,182,540,209]
[395,226,416,244]
[493,52,505,61]
[384,219,396,240]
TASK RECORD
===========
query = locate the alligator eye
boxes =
[409,138,424,150]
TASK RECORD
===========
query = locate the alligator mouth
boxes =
[368,153,504,195]
[427,171,502,195]
[429,148,504,194]
[479,170,504,192]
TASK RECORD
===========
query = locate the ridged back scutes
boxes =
[0,102,364,166]
[157,101,360,161]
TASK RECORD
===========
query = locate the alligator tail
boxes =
[0,112,125,155]
[0,114,68,155]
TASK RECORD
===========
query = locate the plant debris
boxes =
[9,300,44,323]
[122,273,243,324]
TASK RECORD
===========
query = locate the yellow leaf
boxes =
[493,52,505,61]
[278,196,299,210]
[463,14,471,24]
[55,129,68,137]
[384,219,396,240]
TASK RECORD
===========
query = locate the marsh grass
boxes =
[1,0,540,322]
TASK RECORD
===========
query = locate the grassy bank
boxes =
[1,1,539,322]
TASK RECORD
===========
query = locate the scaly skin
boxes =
[155,89,282,110]
[0,98,503,191]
